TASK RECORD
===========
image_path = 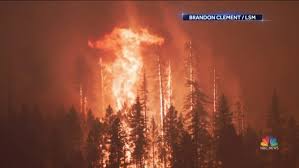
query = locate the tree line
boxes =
[0,86,298,168]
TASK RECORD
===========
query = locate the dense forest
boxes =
[1,1,299,168]
[1,85,298,168]
[1,36,299,168]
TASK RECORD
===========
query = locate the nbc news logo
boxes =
[260,136,279,150]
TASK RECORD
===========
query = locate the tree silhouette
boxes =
[266,89,282,137]
[64,106,84,168]
[2,84,298,168]
[128,97,148,168]
[184,81,210,168]
[164,105,180,168]
[215,94,242,168]
[108,116,126,168]
[86,115,105,168]
[177,130,195,168]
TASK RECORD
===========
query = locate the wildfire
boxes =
[89,27,164,110]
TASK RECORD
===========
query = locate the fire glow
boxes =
[89,27,164,110]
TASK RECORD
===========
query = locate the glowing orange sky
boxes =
[1,1,299,128]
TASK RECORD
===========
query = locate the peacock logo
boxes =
[260,136,279,150]
[260,136,270,147]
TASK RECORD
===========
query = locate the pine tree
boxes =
[108,116,126,168]
[178,131,195,168]
[103,105,114,166]
[50,106,67,168]
[64,106,85,168]
[174,113,186,168]
[86,118,105,168]
[184,81,209,168]
[86,109,95,131]
[164,105,180,168]
[129,97,148,168]
[215,95,232,138]
[266,89,282,137]
[164,105,192,168]
[215,94,242,168]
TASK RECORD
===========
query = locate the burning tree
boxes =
[156,53,166,130]
[184,81,211,168]
[183,41,212,168]
[149,117,159,168]
[233,101,247,136]
[139,69,149,127]
[153,51,174,168]
[88,27,164,110]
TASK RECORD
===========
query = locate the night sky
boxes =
[1,1,299,129]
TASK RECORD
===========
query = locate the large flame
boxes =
[89,27,164,110]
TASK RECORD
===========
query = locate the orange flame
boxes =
[89,27,164,110]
